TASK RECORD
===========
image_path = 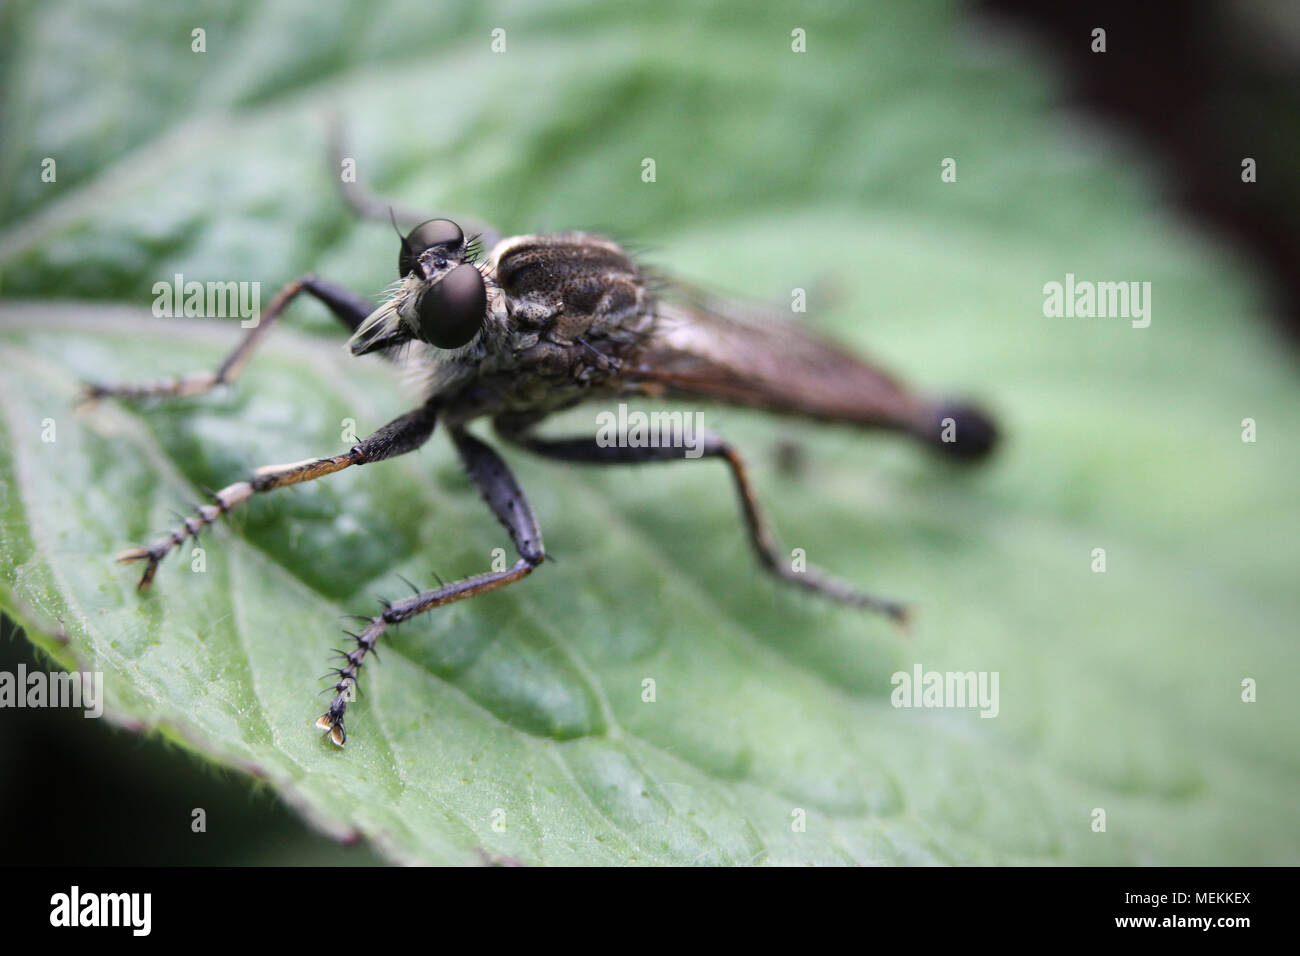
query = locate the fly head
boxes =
[350,217,488,355]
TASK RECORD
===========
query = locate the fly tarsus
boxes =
[316,615,386,748]
[114,404,438,590]
[769,561,910,629]
[117,482,254,589]
[80,372,221,407]
[116,457,352,590]
[76,274,378,409]
[314,558,542,748]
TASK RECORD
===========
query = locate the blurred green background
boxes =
[1,1,1297,865]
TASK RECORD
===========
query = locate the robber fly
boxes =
[81,156,997,748]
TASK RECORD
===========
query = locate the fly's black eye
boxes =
[398,218,464,277]
[413,263,486,349]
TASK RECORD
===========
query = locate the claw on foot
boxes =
[116,547,161,589]
[316,714,346,747]
[76,384,108,412]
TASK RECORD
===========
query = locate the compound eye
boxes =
[413,263,486,349]
[398,218,464,276]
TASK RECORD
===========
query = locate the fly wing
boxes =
[627,278,998,459]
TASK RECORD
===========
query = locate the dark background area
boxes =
[0,616,381,864]
[980,0,1300,342]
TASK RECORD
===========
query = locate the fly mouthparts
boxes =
[348,302,410,355]
[350,329,407,356]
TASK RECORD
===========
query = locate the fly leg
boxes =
[80,275,375,404]
[120,403,438,588]
[316,427,545,747]
[496,419,907,625]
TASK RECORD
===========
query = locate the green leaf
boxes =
[1,0,1297,865]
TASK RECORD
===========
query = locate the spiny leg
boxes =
[496,419,908,624]
[317,427,545,747]
[80,275,375,403]
[120,403,438,588]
